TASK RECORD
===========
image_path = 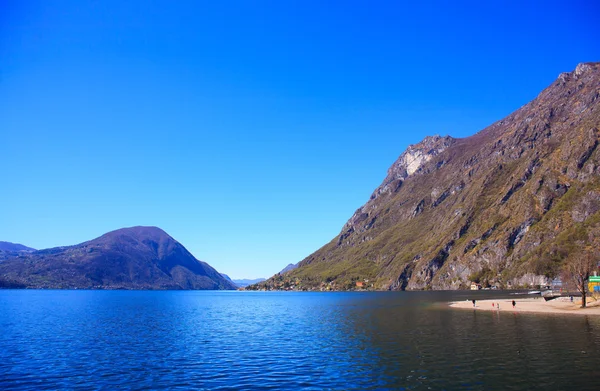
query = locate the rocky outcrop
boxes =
[340,135,455,245]
[369,135,455,202]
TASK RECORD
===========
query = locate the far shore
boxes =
[449,296,600,316]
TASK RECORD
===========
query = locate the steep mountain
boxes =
[0,226,237,290]
[0,241,36,252]
[251,62,600,291]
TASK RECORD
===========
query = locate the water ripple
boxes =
[1,290,600,390]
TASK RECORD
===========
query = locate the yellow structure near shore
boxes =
[589,276,600,293]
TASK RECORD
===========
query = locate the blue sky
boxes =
[1,1,598,278]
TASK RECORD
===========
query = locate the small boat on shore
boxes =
[541,290,566,301]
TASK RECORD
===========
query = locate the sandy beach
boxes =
[449,296,600,316]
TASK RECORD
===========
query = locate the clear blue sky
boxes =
[1,1,598,278]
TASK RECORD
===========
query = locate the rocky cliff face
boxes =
[340,135,456,246]
[252,62,600,291]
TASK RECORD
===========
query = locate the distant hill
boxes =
[278,263,298,274]
[220,273,240,288]
[233,278,265,288]
[219,273,265,288]
[0,226,237,290]
[0,241,35,252]
[250,62,600,291]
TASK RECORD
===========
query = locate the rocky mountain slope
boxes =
[251,62,600,291]
[0,226,237,290]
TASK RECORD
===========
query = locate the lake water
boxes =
[1,290,599,390]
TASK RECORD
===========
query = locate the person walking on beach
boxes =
[497,303,500,310]
[512,300,516,309]
[472,299,476,308]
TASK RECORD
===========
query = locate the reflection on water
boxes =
[1,290,599,390]
[342,292,600,390]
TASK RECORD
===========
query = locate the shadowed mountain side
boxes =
[0,242,36,253]
[0,226,237,290]
[249,62,600,291]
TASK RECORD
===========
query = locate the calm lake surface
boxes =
[1,290,599,390]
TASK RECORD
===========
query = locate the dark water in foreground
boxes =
[1,290,600,390]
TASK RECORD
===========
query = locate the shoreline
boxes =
[449,297,600,316]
